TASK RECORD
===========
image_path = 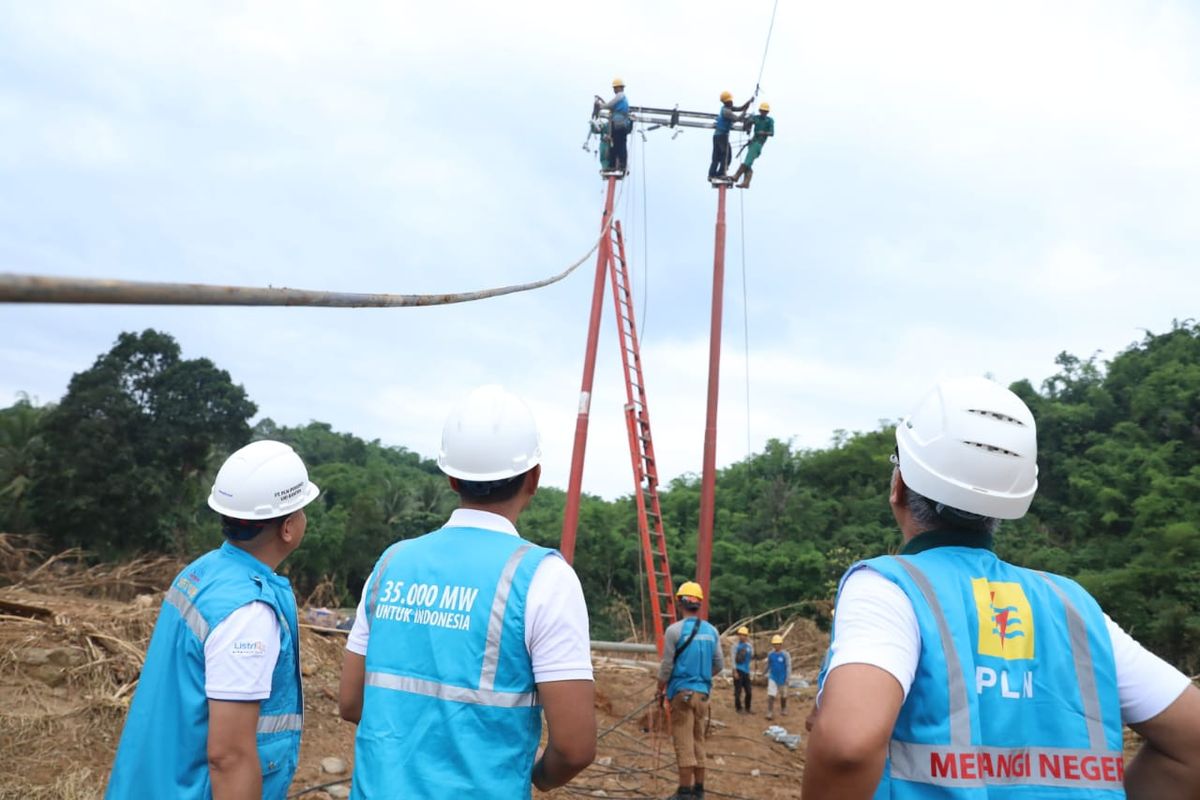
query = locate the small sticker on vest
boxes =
[231,640,267,657]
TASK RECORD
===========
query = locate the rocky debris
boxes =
[751,768,761,777]
[15,646,87,687]
[763,724,802,750]
[328,785,351,798]
[595,756,612,767]
[320,756,348,775]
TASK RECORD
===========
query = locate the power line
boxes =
[2,180,628,308]
[639,135,650,341]
[755,0,781,96]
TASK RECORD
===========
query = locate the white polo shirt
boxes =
[825,565,1191,724]
[346,508,594,684]
[204,601,281,701]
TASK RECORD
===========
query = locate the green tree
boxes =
[29,330,256,556]
[0,393,50,532]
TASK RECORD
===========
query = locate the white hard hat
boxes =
[438,384,542,482]
[207,440,320,520]
[895,376,1037,520]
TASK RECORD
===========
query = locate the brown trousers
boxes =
[669,690,709,769]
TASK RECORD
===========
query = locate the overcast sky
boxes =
[2,1,1198,500]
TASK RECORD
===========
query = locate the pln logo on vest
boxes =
[970,578,1035,660]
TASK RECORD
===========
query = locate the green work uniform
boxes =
[743,114,775,167]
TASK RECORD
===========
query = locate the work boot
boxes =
[694,783,706,799]
[666,787,694,799]
[736,168,753,189]
[730,164,746,184]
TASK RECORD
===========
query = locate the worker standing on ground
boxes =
[339,385,595,798]
[106,441,318,799]
[733,626,754,713]
[732,102,773,189]
[708,90,751,181]
[765,635,791,720]
[657,582,724,800]
[595,78,630,175]
[804,376,1200,798]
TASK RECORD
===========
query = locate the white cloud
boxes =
[2,0,1198,504]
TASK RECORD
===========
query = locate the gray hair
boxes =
[904,485,1001,536]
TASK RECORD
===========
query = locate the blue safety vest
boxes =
[715,106,733,134]
[106,542,303,800]
[351,526,554,799]
[666,617,720,699]
[768,651,789,685]
[611,94,630,130]
[819,532,1124,798]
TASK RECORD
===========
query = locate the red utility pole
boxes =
[560,177,617,564]
[696,183,729,619]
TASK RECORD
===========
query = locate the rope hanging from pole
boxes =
[0,217,617,308]
[754,0,781,96]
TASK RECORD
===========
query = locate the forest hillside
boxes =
[2,322,1197,670]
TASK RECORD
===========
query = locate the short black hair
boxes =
[455,469,532,504]
[221,513,288,542]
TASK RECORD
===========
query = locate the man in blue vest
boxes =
[595,77,630,175]
[708,90,752,182]
[339,384,595,798]
[804,377,1200,798]
[765,634,791,720]
[733,626,753,713]
[657,581,724,799]
[107,440,318,799]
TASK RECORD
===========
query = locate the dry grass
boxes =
[0,534,171,792]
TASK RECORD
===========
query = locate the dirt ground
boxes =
[0,564,821,800]
[0,540,1162,800]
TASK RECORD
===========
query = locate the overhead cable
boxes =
[0,197,622,308]
[754,0,781,96]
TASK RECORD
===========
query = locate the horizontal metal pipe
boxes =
[589,640,658,654]
[0,261,594,307]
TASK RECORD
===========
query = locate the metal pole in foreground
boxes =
[560,177,618,564]
[696,183,729,619]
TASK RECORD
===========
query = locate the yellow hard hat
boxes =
[613,77,625,88]
[737,626,750,635]
[771,634,784,645]
[759,102,770,113]
[676,581,704,600]
[720,90,733,102]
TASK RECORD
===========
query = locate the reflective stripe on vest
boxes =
[893,557,971,747]
[164,585,210,641]
[891,558,1121,789]
[257,712,303,734]
[367,541,407,619]
[364,671,537,708]
[1036,571,1107,750]
[890,742,1124,789]
[480,544,532,690]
